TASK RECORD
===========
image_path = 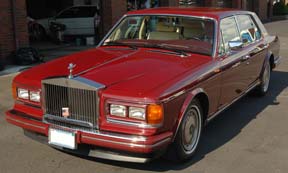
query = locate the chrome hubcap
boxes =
[263,63,271,92]
[182,106,201,154]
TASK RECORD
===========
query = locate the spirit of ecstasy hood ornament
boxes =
[68,63,76,79]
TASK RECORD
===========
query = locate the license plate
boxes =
[48,128,77,150]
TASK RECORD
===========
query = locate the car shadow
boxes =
[70,70,288,171]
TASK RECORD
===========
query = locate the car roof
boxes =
[127,7,254,20]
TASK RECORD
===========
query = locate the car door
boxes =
[235,14,267,87]
[218,16,249,108]
[54,6,98,35]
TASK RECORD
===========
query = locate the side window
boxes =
[236,15,261,44]
[220,17,240,51]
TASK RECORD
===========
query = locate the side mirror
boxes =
[228,41,243,50]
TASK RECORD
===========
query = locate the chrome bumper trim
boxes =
[107,118,162,129]
[82,135,171,149]
[88,150,151,163]
[274,56,281,67]
[6,116,46,130]
[24,130,164,163]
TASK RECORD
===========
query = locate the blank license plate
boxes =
[49,128,77,150]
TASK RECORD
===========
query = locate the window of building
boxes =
[179,0,204,6]
[127,0,159,11]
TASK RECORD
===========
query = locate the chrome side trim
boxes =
[106,118,162,129]
[161,90,186,103]
[207,80,260,122]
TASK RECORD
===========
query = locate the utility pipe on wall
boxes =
[10,0,19,50]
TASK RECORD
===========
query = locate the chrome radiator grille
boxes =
[42,77,104,130]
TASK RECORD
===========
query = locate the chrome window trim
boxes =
[98,14,218,58]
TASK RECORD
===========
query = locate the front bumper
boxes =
[5,110,172,163]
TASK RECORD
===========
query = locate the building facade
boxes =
[0,0,29,66]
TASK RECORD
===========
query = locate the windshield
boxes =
[102,15,215,56]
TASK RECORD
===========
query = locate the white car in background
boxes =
[36,5,100,37]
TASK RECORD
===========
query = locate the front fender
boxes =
[171,88,207,141]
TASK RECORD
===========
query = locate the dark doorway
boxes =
[26,0,73,19]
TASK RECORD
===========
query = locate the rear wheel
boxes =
[255,61,271,96]
[166,99,203,161]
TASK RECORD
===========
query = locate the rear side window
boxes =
[220,17,240,51]
[236,15,261,44]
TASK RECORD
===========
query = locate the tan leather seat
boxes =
[148,31,179,40]
[148,21,179,40]
[182,19,205,39]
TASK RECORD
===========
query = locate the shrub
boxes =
[273,1,288,15]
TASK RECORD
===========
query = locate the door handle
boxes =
[241,55,250,61]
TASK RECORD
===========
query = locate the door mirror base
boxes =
[228,41,243,50]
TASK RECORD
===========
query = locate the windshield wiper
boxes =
[104,41,138,50]
[141,44,189,57]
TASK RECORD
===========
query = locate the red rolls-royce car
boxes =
[6,8,280,163]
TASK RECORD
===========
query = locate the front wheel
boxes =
[255,62,271,96]
[166,99,203,161]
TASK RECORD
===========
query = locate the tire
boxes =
[255,61,271,96]
[166,99,203,162]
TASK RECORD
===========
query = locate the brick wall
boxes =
[74,0,100,6]
[159,0,178,6]
[0,0,29,65]
[100,0,127,38]
[258,0,268,21]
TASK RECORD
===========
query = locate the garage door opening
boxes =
[26,0,101,47]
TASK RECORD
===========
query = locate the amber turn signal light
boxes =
[12,83,17,100]
[147,104,163,125]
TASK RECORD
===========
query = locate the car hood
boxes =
[15,46,211,98]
